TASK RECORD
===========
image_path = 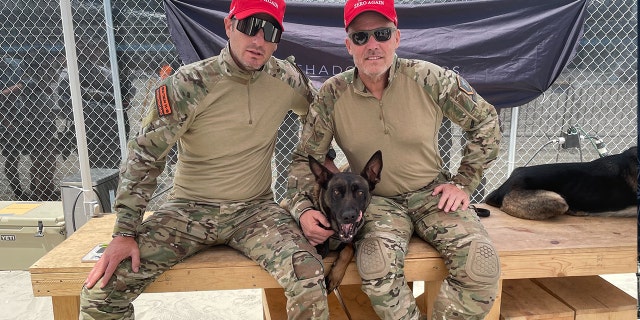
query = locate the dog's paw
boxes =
[325,271,343,293]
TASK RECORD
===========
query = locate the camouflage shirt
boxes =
[288,55,501,221]
[113,44,315,236]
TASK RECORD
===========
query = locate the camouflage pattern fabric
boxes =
[81,199,328,319]
[287,55,501,220]
[112,44,314,237]
[286,55,501,319]
[356,172,499,319]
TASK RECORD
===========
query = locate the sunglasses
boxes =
[348,27,396,46]
[235,16,283,43]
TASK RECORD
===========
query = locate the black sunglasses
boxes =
[235,16,283,43]
[348,27,396,46]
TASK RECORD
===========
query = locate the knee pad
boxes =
[465,239,500,283]
[356,237,391,280]
[292,251,324,280]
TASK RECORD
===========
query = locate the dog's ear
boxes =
[308,155,333,188]
[361,150,383,190]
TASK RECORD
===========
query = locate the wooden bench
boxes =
[29,204,637,319]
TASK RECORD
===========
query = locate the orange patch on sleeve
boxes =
[155,85,172,116]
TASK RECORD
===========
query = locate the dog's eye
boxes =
[333,189,341,196]
[356,190,364,197]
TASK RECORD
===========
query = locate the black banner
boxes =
[164,0,587,109]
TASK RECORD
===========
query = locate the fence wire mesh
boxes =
[0,0,636,208]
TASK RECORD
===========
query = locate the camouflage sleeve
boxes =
[284,55,318,121]
[285,81,336,222]
[112,69,200,236]
[436,68,501,192]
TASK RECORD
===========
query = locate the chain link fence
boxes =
[0,0,636,208]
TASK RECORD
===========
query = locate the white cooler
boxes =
[0,201,66,270]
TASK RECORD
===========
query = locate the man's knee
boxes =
[356,237,393,280]
[464,239,500,285]
[292,250,324,280]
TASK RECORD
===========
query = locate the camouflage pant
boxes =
[356,174,500,320]
[81,199,328,319]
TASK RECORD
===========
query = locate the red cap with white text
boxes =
[344,0,398,29]
[228,0,286,30]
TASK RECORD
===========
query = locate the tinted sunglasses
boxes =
[235,16,283,43]
[348,27,396,46]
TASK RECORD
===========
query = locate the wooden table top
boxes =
[30,204,636,295]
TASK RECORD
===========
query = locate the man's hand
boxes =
[84,236,140,289]
[299,210,335,246]
[432,183,470,213]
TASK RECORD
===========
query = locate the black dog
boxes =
[485,146,637,220]
[308,150,382,292]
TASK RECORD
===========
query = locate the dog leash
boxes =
[333,287,353,320]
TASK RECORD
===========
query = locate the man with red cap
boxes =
[80,0,330,318]
[287,0,502,319]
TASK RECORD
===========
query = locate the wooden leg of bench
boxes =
[262,288,286,320]
[262,285,379,320]
[51,295,80,320]
[483,279,502,320]
[419,281,442,320]
[331,284,379,319]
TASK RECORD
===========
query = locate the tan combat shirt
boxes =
[288,55,501,221]
[113,44,314,236]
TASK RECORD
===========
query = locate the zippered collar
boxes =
[217,43,266,84]
[352,54,399,95]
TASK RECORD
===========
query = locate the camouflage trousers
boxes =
[81,199,328,320]
[355,175,500,320]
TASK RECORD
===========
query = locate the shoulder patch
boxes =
[155,85,172,117]
[457,75,474,95]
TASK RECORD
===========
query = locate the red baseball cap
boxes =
[344,0,398,30]
[228,0,286,30]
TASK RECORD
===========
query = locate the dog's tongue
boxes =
[341,223,353,236]
[340,211,364,240]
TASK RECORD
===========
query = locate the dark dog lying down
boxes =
[484,146,637,220]
[308,150,382,292]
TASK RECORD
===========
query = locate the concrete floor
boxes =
[0,270,636,320]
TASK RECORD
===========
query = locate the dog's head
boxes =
[308,150,383,242]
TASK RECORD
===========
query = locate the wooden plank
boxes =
[29,204,637,320]
[498,250,637,279]
[485,280,502,320]
[423,281,441,320]
[533,276,637,320]
[51,296,79,320]
[477,204,636,257]
[500,279,574,320]
[30,255,447,296]
[263,285,378,320]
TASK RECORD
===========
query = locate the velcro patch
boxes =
[457,75,474,95]
[155,85,172,116]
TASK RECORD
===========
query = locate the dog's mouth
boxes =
[336,210,364,242]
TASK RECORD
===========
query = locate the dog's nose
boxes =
[343,210,358,223]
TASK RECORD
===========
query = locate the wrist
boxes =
[299,207,314,216]
[447,181,466,190]
[112,232,136,239]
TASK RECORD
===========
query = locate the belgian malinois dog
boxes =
[485,146,637,220]
[308,150,382,292]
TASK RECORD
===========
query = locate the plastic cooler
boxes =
[0,201,66,270]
